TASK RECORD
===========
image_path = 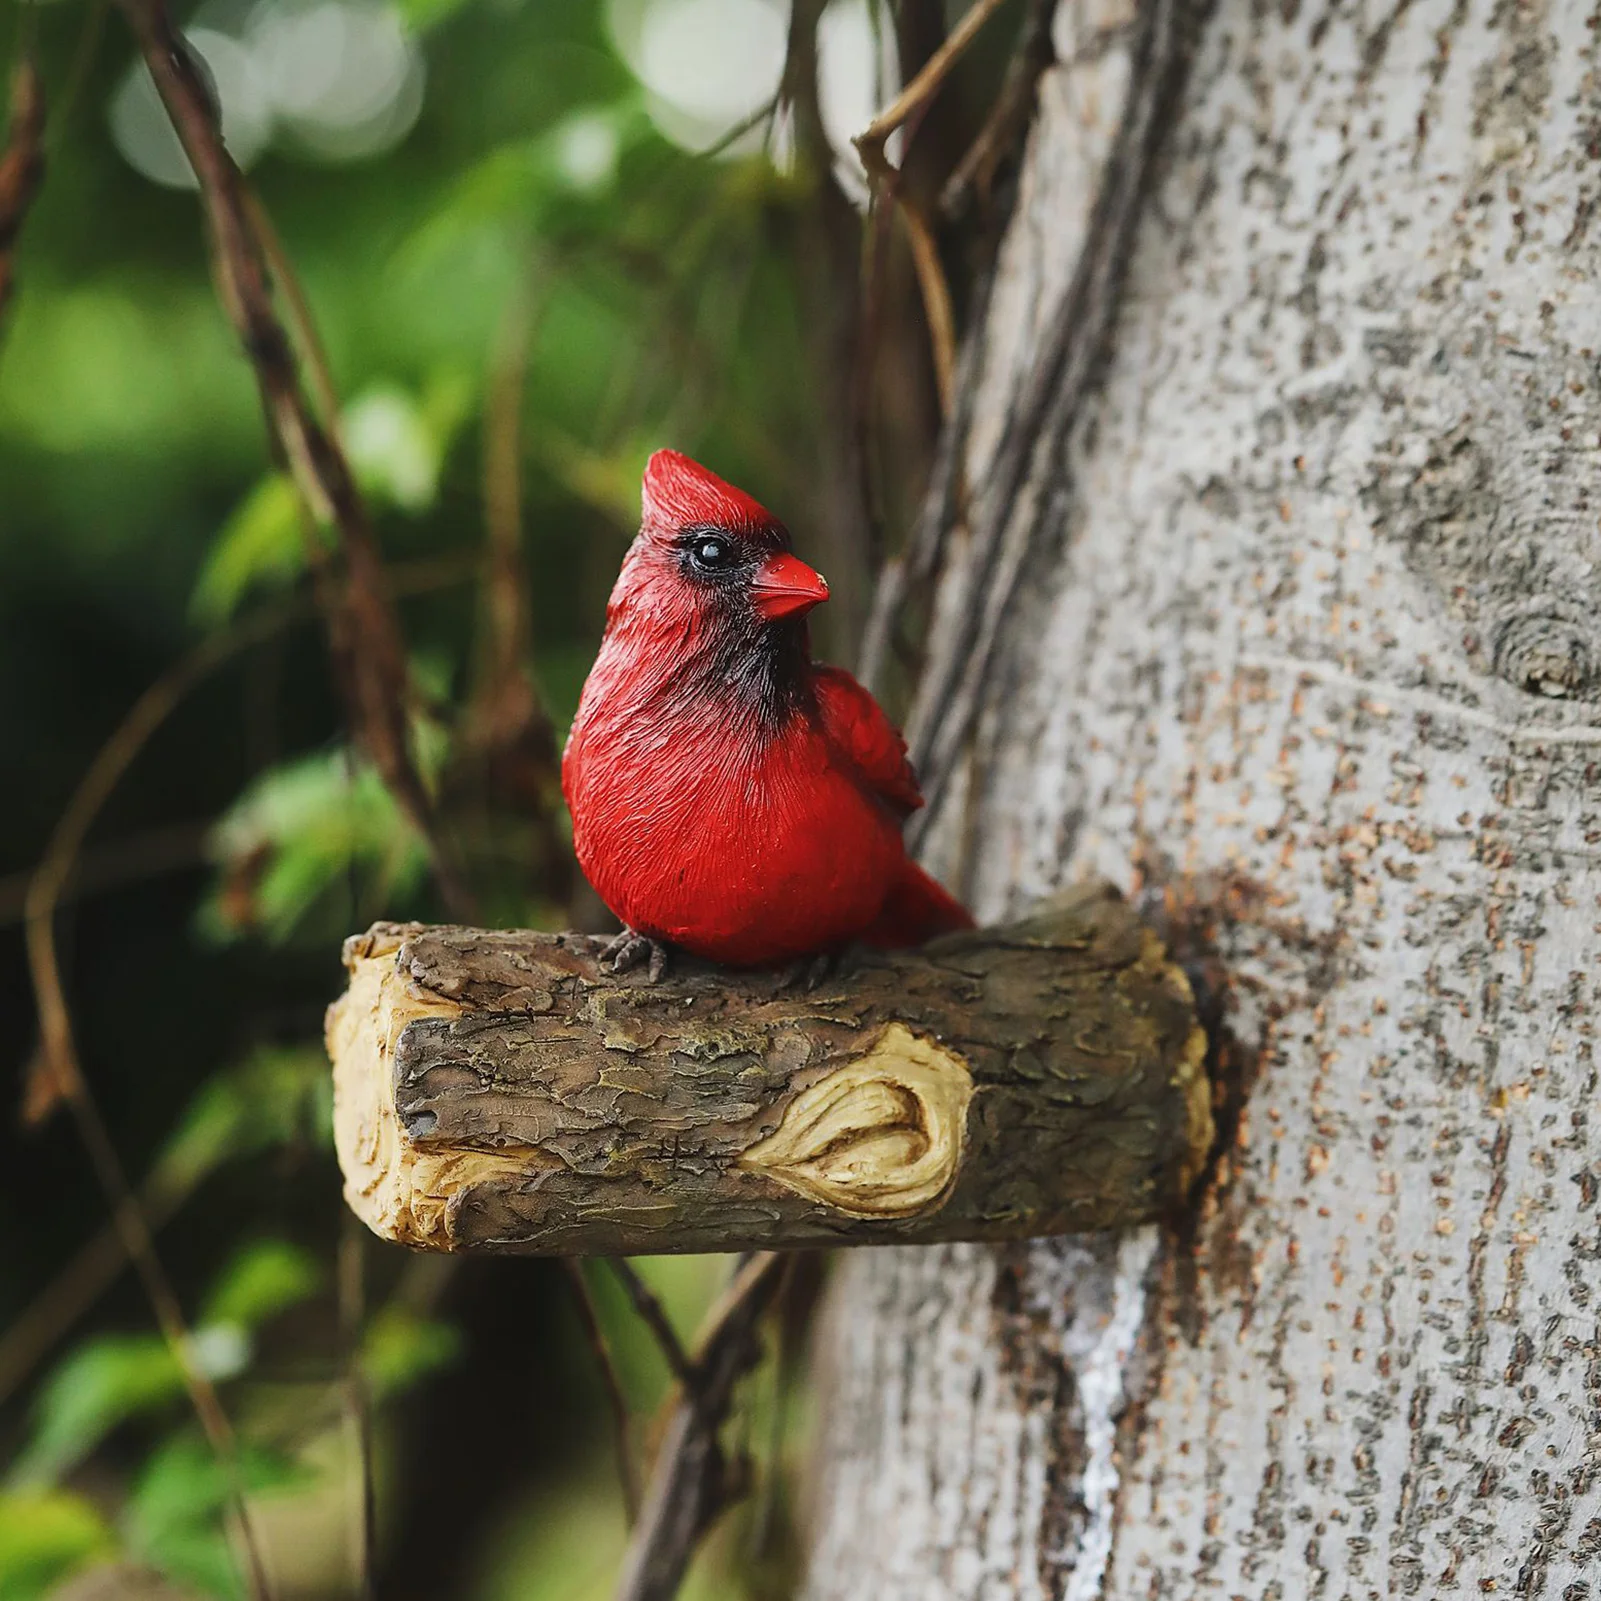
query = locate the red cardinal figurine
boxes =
[563,448,973,969]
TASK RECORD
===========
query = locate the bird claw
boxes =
[775,948,843,993]
[601,928,669,983]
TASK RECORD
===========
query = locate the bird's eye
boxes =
[688,535,735,572]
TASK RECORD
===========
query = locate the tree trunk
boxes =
[802,0,1601,1594]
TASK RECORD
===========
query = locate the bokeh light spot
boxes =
[607,0,786,154]
[247,0,426,163]
[109,28,273,189]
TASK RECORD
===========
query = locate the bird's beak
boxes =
[751,552,829,620]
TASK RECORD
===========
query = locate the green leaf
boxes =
[189,472,305,626]
[0,1490,115,1601]
[154,1047,332,1195]
[11,1337,186,1487]
[361,1307,461,1399]
[11,1324,261,1490]
[125,1436,305,1601]
[202,749,428,944]
[395,0,475,32]
[200,1241,321,1333]
[191,371,473,626]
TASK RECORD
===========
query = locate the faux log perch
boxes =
[326,882,1212,1256]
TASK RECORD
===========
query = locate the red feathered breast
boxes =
[564,700,908,967]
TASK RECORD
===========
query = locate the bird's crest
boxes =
[642,449,779,535]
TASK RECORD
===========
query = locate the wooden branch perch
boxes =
[327,883,1212,1257]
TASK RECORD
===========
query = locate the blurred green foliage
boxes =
[0,0,847,1587]
[0,0,1013,1590]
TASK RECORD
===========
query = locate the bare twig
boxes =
[905,0,1206,833]
[445,283,574,910]
[613,1253,786,1601]
[899,201,957,415]
[744,1255,813,1568]
[0,1130,196,1405]
[338,1220,377,1601]
[856,316,987,693]
[0,821,209,927]
[13,553,477,1415]
[686,1254,781,1361]
[477,287,546,740]
[16,599,365,1599]
[780,0,879,643]
[852,0,1010,187]
[46,0,110,149]
[562,1260,640,1523]
[0,56,45,332]
[17,555,470,1593]
[605,1260,694,1386]
[483,287,535,687]
[23,606,313,1128]
[114,0,474,921]
[244,186,343,440]
[939,0,1057,220]
[848,0,1021,444]
[699,90,781,163]
[849,180,897,581]
[25,910,273,1600]
[338,1232,376,1598]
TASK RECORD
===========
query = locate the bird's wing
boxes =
[812,665,924,818]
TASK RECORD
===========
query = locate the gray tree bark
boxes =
[802,0,1601,1595]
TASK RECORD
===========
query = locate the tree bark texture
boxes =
[327,886,1209,1258]
[803,0,1601,1596]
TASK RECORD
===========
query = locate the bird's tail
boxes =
[860,860,975,949]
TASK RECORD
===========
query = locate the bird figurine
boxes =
[562,448,973,971]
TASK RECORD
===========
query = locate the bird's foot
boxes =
[775,947,845,993]
[601,928,669,984]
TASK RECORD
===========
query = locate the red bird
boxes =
[563,449,973,969]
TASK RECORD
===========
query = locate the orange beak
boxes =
[751,552,829,621]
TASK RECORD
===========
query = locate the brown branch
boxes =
[0,821,209,927]
[23,605,313,1127]
[482,287,535,700]
[0,1135,193,1406]
[905,0,1205,825]
[743,1254,813,1568]
[47,0,110,147]
[331,895,1210,1599]
[605,1260,694,1387]
[11,556,477,1419]
[338,1219,377,1601]
[25,906,274,1601]
[780,0,880,642]
[852,0,1010,187]
[899,200,957,415]
[613,1254,786,1601]
[244,185,343,439]
[113,0,474,922]
[939,0,1057,221]
[850,0,1014,444]
[855,314,986,693]
[0,56,45,333]
[698,90,781,163]
[443,283,573,910]
[562,1259,641,1522]
[19,607,317,1599]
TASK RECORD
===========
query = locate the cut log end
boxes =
[326,883,1212,1257]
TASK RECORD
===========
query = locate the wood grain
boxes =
[327,883,1209,1257]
